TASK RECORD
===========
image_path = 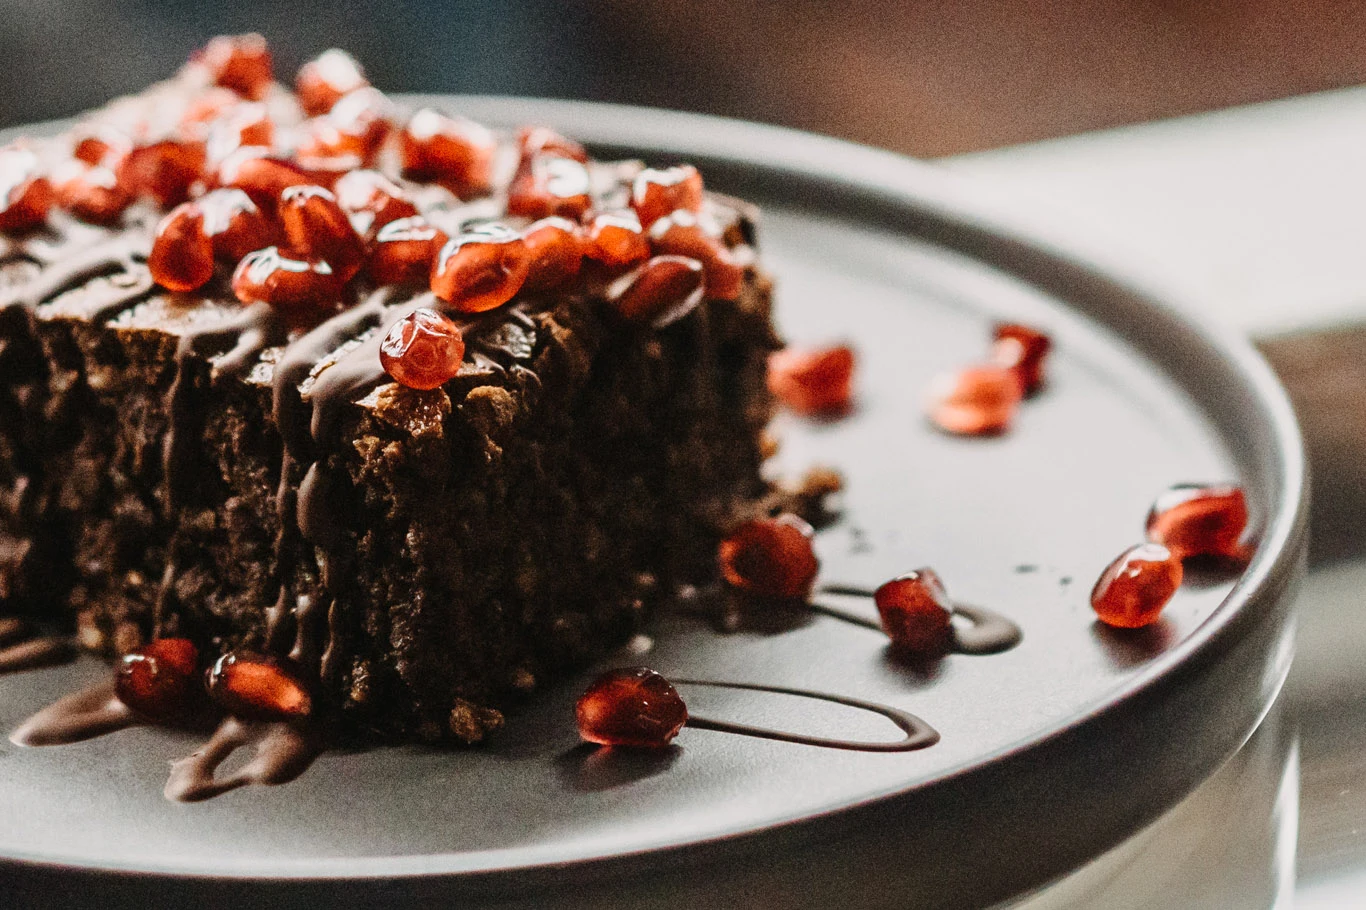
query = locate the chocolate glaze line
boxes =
[812,584,1023,655]
[0,636,77,674]
[675,679,939,752]
[163,716,321,802]
[10,681,136,746]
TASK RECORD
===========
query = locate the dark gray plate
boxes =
[0,98,1307,910]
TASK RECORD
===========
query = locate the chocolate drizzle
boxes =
[10,681,135,746]
[813,584,1022,655]
[163,716,321,802]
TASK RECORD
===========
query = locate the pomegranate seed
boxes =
[204,102,274,166]
[718,514,820,600]
[279,184,366,282]
[379,306,467,390]
[631,165,704,227]
[0,145,53,233]
[648,210,744,300]
[72,127,132,167]
[1145,484,1250,561]
[368,216,449,286]
[232,246,343,311]
[57,165,131,225]
[927,364,1023,436]
[180,87,242,130]
[1091,543,1182,629]
[333,169,419,239]
[310,87,395,165]
[585,211,649,268]
[522,216,584,291]
[400,108,496,198]
[517,125,587,164]
[296,49,369,116]
[874,569,954,654]
[149,203,215,292]
[611,255,704,328]
[295,153,362,190]
[114,638,204,725]
[197,34,274,101]
[431,224,532,313]
[767,345,856,416]
[576,667,688,749]
[992,322,1052,395]
[206,651,313,721]
[198,187,275,262]
[215,147,313,210]
[508,155,592,220]
[117,140,205,207]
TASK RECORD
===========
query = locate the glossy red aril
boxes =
[233,246,343,310]
[431,224,531,313]
[400,108,496,198]
[874,569,954,653]
[631,165,704,227]
[57,165,131,225]
[117,140,205,207]
[507,155,592,220]
[576,667,688,749]
[310,87,395,164]
[0,145,53,232]
[180,87,242,131]
[149,203,215,292]
[522,216,584,291]
[585,211,650,267]
[517,125,587,164]
[648,210,744,300]
[379,306,466,390]
[197,34,274,101]
[279,184,366,281]
[198,187,275,262]
[611,255,704,328]
[215,147,313,210]
[1091,543,1183,629]
[927,364,1024,436]
[296,49,369,116]
[1145,484,1249,561]
[204,102,274,165]
[333,169,419,239]
[206,651,313,721]
[114,638,204,725]
[368,216,448,286]
[767,345,856,416]
[72,127,132,167]
[992,322,1052,395]
[718,514,820,600]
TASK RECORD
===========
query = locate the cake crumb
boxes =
[449,698,505,744]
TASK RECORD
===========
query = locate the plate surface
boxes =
[0,98,1306,909]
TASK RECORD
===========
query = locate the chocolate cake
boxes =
[0,36,777,742]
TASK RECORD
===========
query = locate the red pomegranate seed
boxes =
[296,49,369,116]
[631,165,704,227]
[117,139,205,208]
[648,210,744,300]
[718,514,820,600]
[927,364,1024,436]
[508,155,593,220]
[1091,543,1183,629]
[517,125,587,164]
[72,127,132,167]
[310,87,395,164]
[206,651,312,721]
[333,169,419,239]
[204,102,274,166]
[279,184,366,282]
[992,322,1052,395]
[576,667,688,748]
[114,638,205,725]
[379,306,467,390]
[874,569,954,654]
[196,34,274,101]
[180,87,242,130]
[400,108,496,198]
[431,224,532,313]
[585,211,649,268]
[611,255,704,328]
[215,147,313,210]
[1145,484,1250,561]
[57,165,131,225]
[0,150,52,233]
[767,345,856,416]
[198,187,275,262]
[522,216,584,291]
[149,203,215,292]
[368,216,449,286]
[232,246,343,311]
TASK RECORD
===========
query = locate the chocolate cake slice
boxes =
[0,36,777,742]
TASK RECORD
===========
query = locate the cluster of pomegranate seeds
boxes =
[611,255,705,328]
[196,33,274,101]
[767,345,856,417]
[379,307,467,390]
[1091,543,1183,629]
[928,322,1051,436]
[206,651,313,721]
[1145,484,1250,561]
[874,569,955,654]
[399,108,496,199]
[718,514,821,600]
[576,667,688,749]
[431,225,532,313]
[114,638,205,725]
[0,145,54,232]
[991,323,1052,396]
[295,49,369,116]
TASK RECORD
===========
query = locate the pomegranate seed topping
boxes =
[333,169,419,239]
[180,87,242,130]
[114,638,205,725]
[311,87,395,164]
[517,125,587,164]
[874,569,954,654]
[631,165,704,227]
[584,211,650,268]
[57,165,131,225]
[648,210,744,300]
[296,49,369,116]
[215,147,313,210]
[279,184,366,281]
[1091,543,1183,629]
[718,514,820,600]
[992,322,1052,395]
[232,246,343,311]
[400,108,496,198]
[198,187,275,262]
[72,127,132,167]
[149,203,215,292]
[507,155,593,220]
[611,255,704,328]
[368,216,449,286]
[522,216,585,291]
[0,145,53,233]
[431,224,532,313]
[206,651,313,721]
[576,667,688,749]
[1145,484,1250,561]
[197,34,274,101]
[204,102,274,165]
[767,345,856,416]
[379,306,467,390]
[117,139,205,207]
[927,364,1024,436]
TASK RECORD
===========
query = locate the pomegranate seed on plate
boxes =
[206,651,313,721]
[576,667,688,748]
[1091,543,1183,629]
[114,638,204,725]
[874,569,954,654]
[767,345,856,416]
[1145,484,1249,561]
[926,364,1023,436]
[379,306,466,390]
[992,322,1052,395]
[718,514,820,600]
